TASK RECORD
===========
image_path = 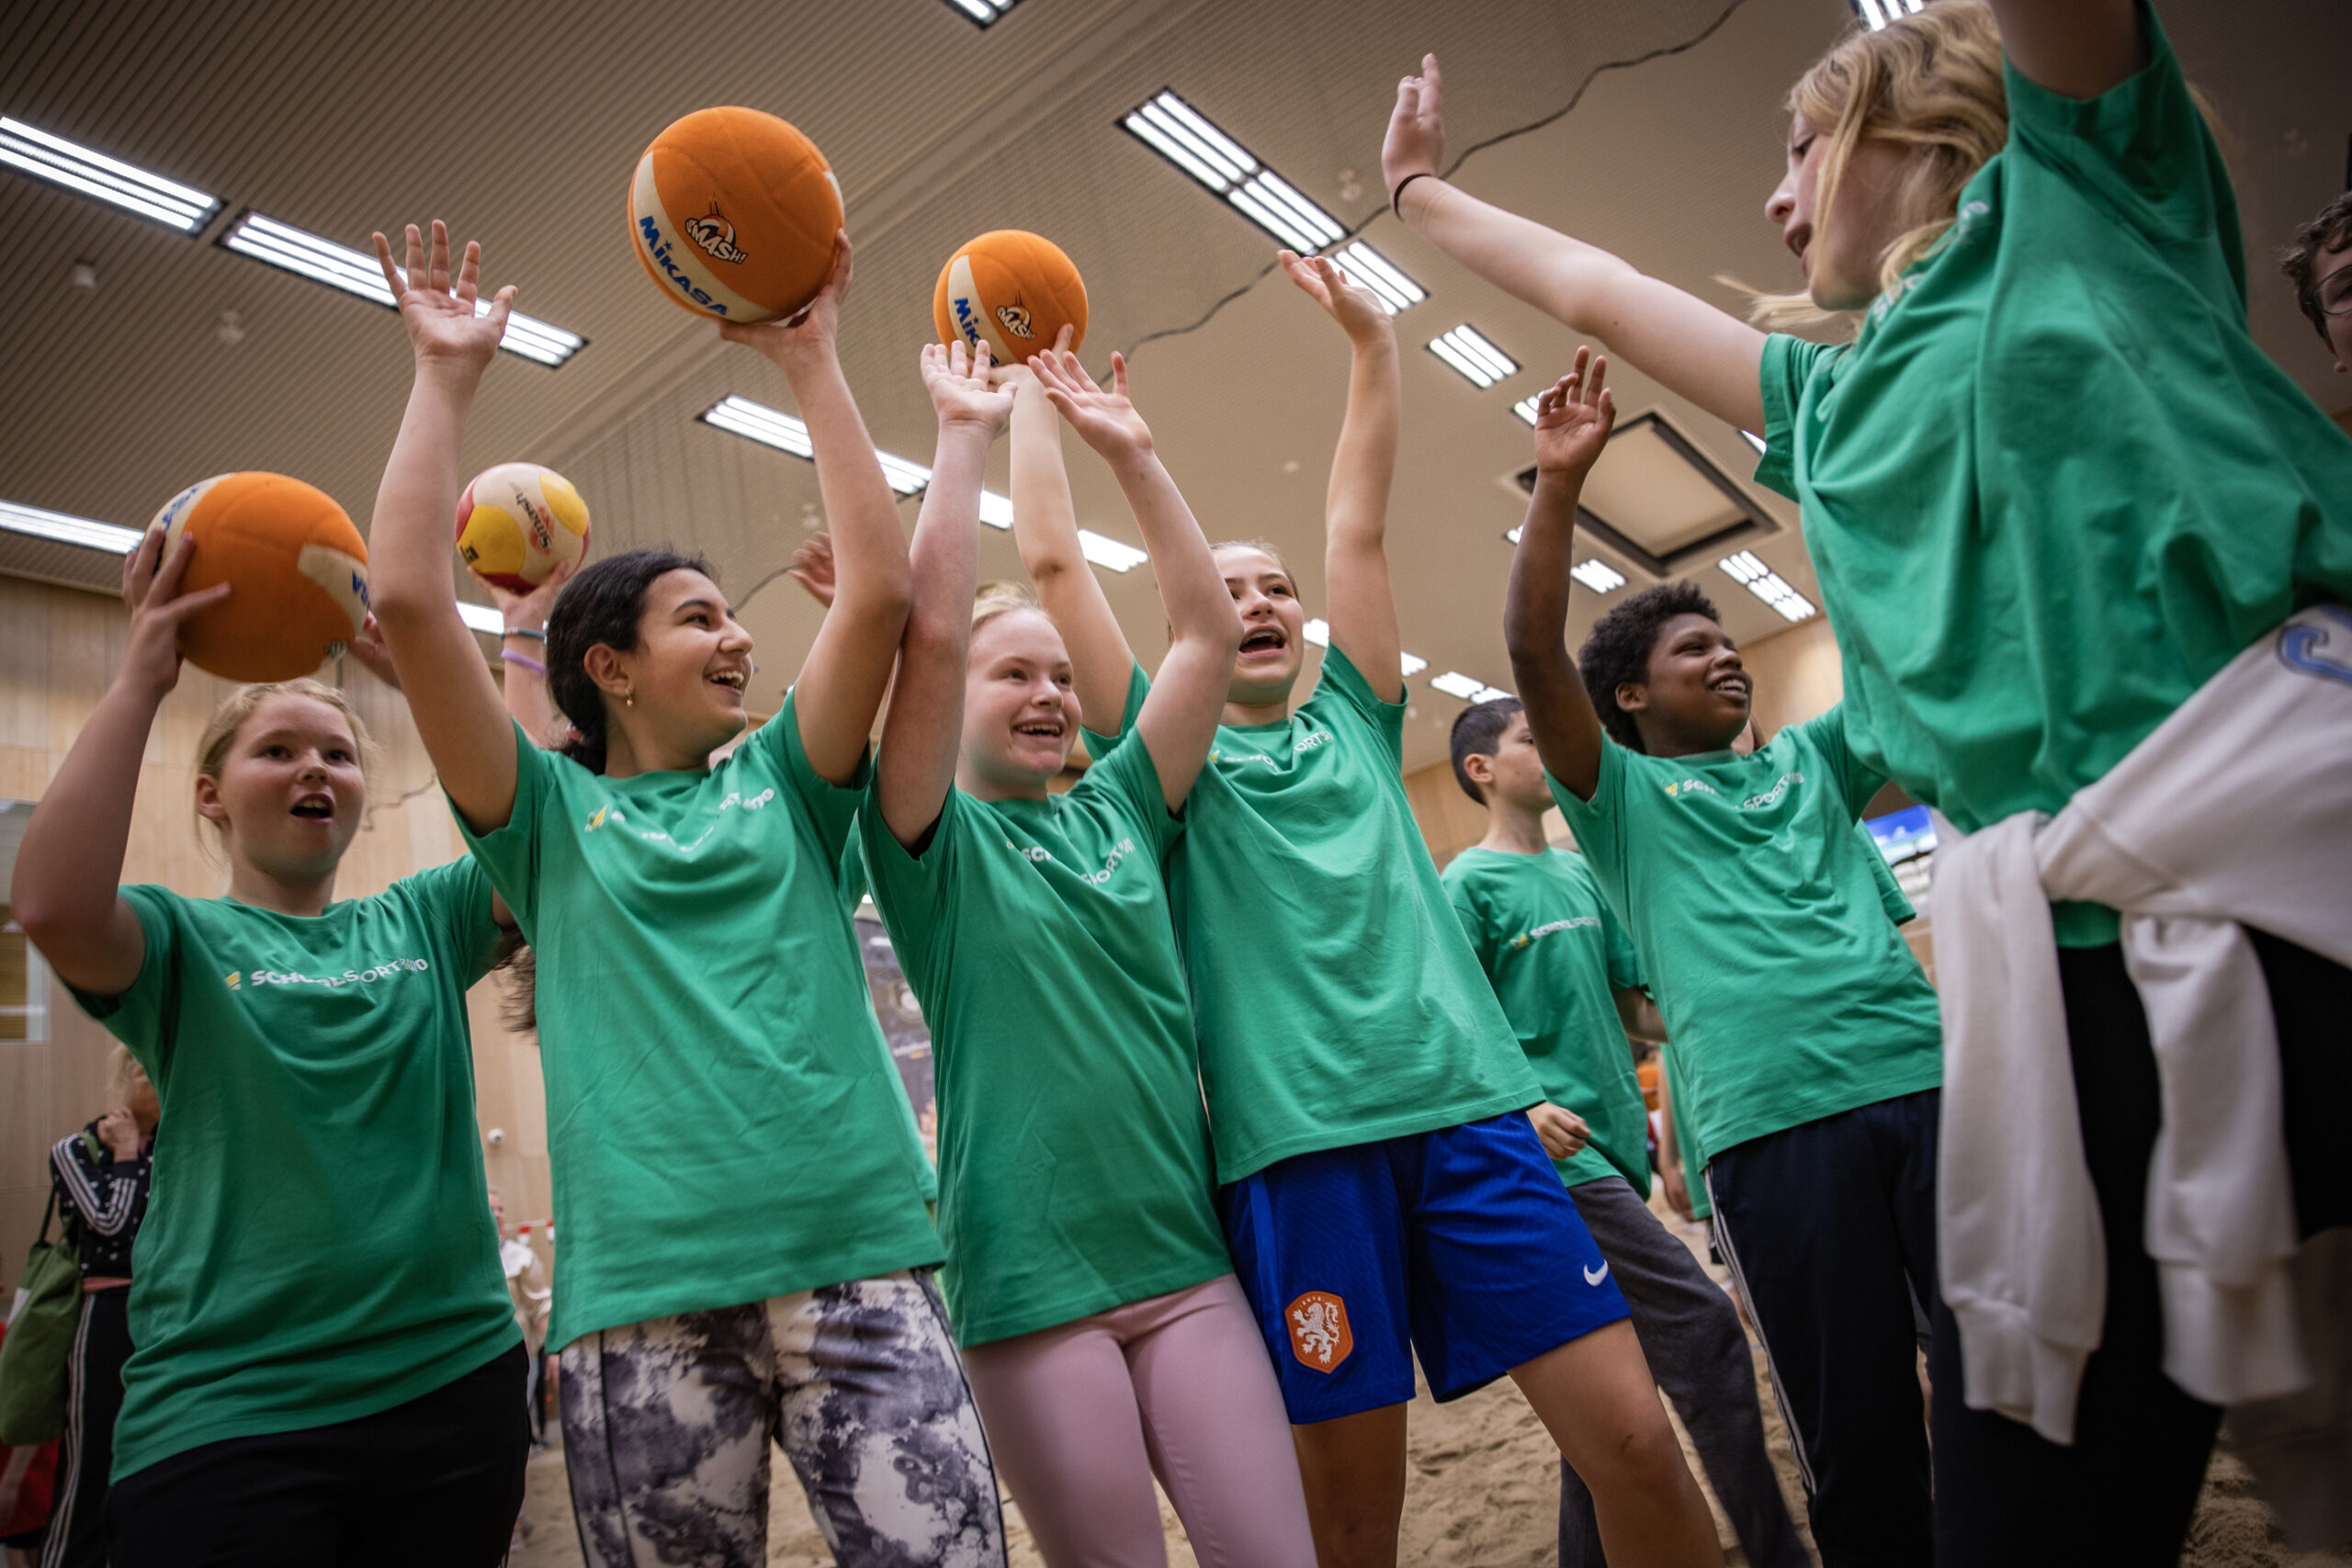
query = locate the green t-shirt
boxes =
[1442,846,1650,1197]
[1088,649,1541,1181]
[1551,706,1943,1168]
[69,864,521,1481]
[1755,3,2352,946]
[455,697,943,1348]
[859,732,1228,1346]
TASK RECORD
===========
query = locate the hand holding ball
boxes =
[456,463,591,592]
[149,473,368,682]
[933,231,1087,368]
[629,107,842,322]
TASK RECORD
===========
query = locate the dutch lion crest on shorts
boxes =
[1286,1291,1353,1371]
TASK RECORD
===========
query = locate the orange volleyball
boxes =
[933,230,1088,367]
[152,473,368,682]
[628,107,842,323]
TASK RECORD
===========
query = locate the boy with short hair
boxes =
[1502,354,1946,1565]
[1444,696,1807,1568]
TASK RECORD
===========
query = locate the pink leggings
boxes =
[960,1273,1314,1567]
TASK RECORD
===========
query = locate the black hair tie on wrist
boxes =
[1392,171,1434,218]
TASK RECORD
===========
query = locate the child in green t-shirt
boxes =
[1443,697,1808,1568]
[15,547,526,1561]
[858,339,1315,1562]
[1012,258,1718,1568]
[1506,355,1944,1565]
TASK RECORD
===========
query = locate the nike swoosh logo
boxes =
[1584,1262,1611,1286]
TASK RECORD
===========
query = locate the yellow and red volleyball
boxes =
[628,107,842,323]
[151,473,368,682]
[456,462,591,592]
[933,231,1088,367]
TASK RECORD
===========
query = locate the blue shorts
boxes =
[1220,1111,1630,1425]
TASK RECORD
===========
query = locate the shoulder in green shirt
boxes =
[1095,649,1541,1181]
[1550,706,1943,1168]
[1442,846,1651,1196]
[859,732,1227,1345]
[69,861,521,1482]
[454,696,943,1348]
[1754,2,2352,946]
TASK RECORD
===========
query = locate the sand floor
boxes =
[511,1205,2346,1566]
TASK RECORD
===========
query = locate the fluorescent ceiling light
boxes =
[0,499,143,554]
[1301,616,1427,676]
[219,211,583,367]
[939,0,1019,23]
[1853,0,1922,29]
[0,117,218,232]
[1121,91,1354,258]
[1570,559,1627,592]
[1741,430,1768,454]
[702,395,812,457]
[458,602,503,635]
[874,451,932,497]
[1428,325,1517,389]
[1720,548,1817,623]
[978,490,1014,529]
[1330,242,1425,315]
[1076,530,1147,572]
[1400,650,1430,677]
[1430,670,1512,703]
[1512,396,1543,426]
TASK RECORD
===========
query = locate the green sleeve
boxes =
[1546,746,1630,900]
[1083,726,1185,861]
[448,721,553,933]
[1080,662,1150,755]
[1789,705,1887,820]
[762,690,875,870]
[854,783,961,994]
[1754,333,1840,501]
[2002,3,2238,289]
[64,886,179,1077]
[1309,643,1406,773]
[401,855,505,986]
[1863,832,1918,927]
[1439,869,1497,980]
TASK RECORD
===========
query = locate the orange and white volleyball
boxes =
[456,463,591,593]
[628,107,842,322]
[933,231,1088,367]
[151,472,369,682]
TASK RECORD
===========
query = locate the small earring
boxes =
[623,691,634,708]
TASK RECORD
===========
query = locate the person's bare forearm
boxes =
[876,421,988,845]
[786,358,909,626]
[1011,378,1132,722]
[1503,470,1607,799]
[1322,331,1404,701]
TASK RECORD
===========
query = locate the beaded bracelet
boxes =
[501,650,546,675]
[503,625,546,641]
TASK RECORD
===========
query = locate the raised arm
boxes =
[1384,55,1767,433]
[1502,352,1617,801]
[1032,350,1241,808]
[366,221,522,832]
[10,530,229,994]
[1004,328,1136,728]
[1987,0,2142,100]
[718,237,912,785]
[874,343,1013,848]
[485,560,574,749]
[1282,251,1405,702]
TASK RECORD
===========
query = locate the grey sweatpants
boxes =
[1558,1176,1809,1568]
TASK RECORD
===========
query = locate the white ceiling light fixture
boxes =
[219,211,584,367]
[1740,430,1768,454]
[0,499,144,554]
[1430,670,1510,703]
[978,491,1014,529]
[1853,0,1923,29]
[458,602,504,636]
[1428,325,1517,389]
[1301,617,1428,676]
[874,451,933,497]
[701,395,813,457]
[1570,559,1627,592]
[0,117,219,232]
[1720,548,1817,623]
[1076,530,1148,572]
[1122,91,1383,269]
[938,0,1020,25]
[1512,395,1543,426]
[1329,242,1426,315]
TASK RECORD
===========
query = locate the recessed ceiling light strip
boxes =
[1569,559,1627,592]
[0,117,218,231]
[1076,530,1147,572]
[1302,617,1428,675]
[1332,243,1425,315]
[1429,324,1518,389]
[701,396,814,457]
[1720,548,1817,622]
[0,498,144,553]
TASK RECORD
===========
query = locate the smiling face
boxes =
[1215,545,1307,707]
[1618,613,1752,755]
[1767,112,1913,311]
[962,607,1080,797]
[196,693,368,884]
[588,569,756,765]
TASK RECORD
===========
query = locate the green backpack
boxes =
[0,1186,85,1446]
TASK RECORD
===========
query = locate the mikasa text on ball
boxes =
[457,463,591,592]
[933,231,1088,367]
[630,107,842,322]
[152,472,369,682]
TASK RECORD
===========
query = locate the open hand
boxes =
[485,555,577,633]
[1531,347,1615,479]
[1529,1101,1592,1160]
[371,221,514,376]
[720,231,853,372]
[118,525,230,698]
[922,339,1015,434]
[989,322,1075,389]
[1279,251,1392,344]
[345,614,401,689]
[1382,53,1446,196]
[788,532,836,610]
[1030,348,1152,459]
